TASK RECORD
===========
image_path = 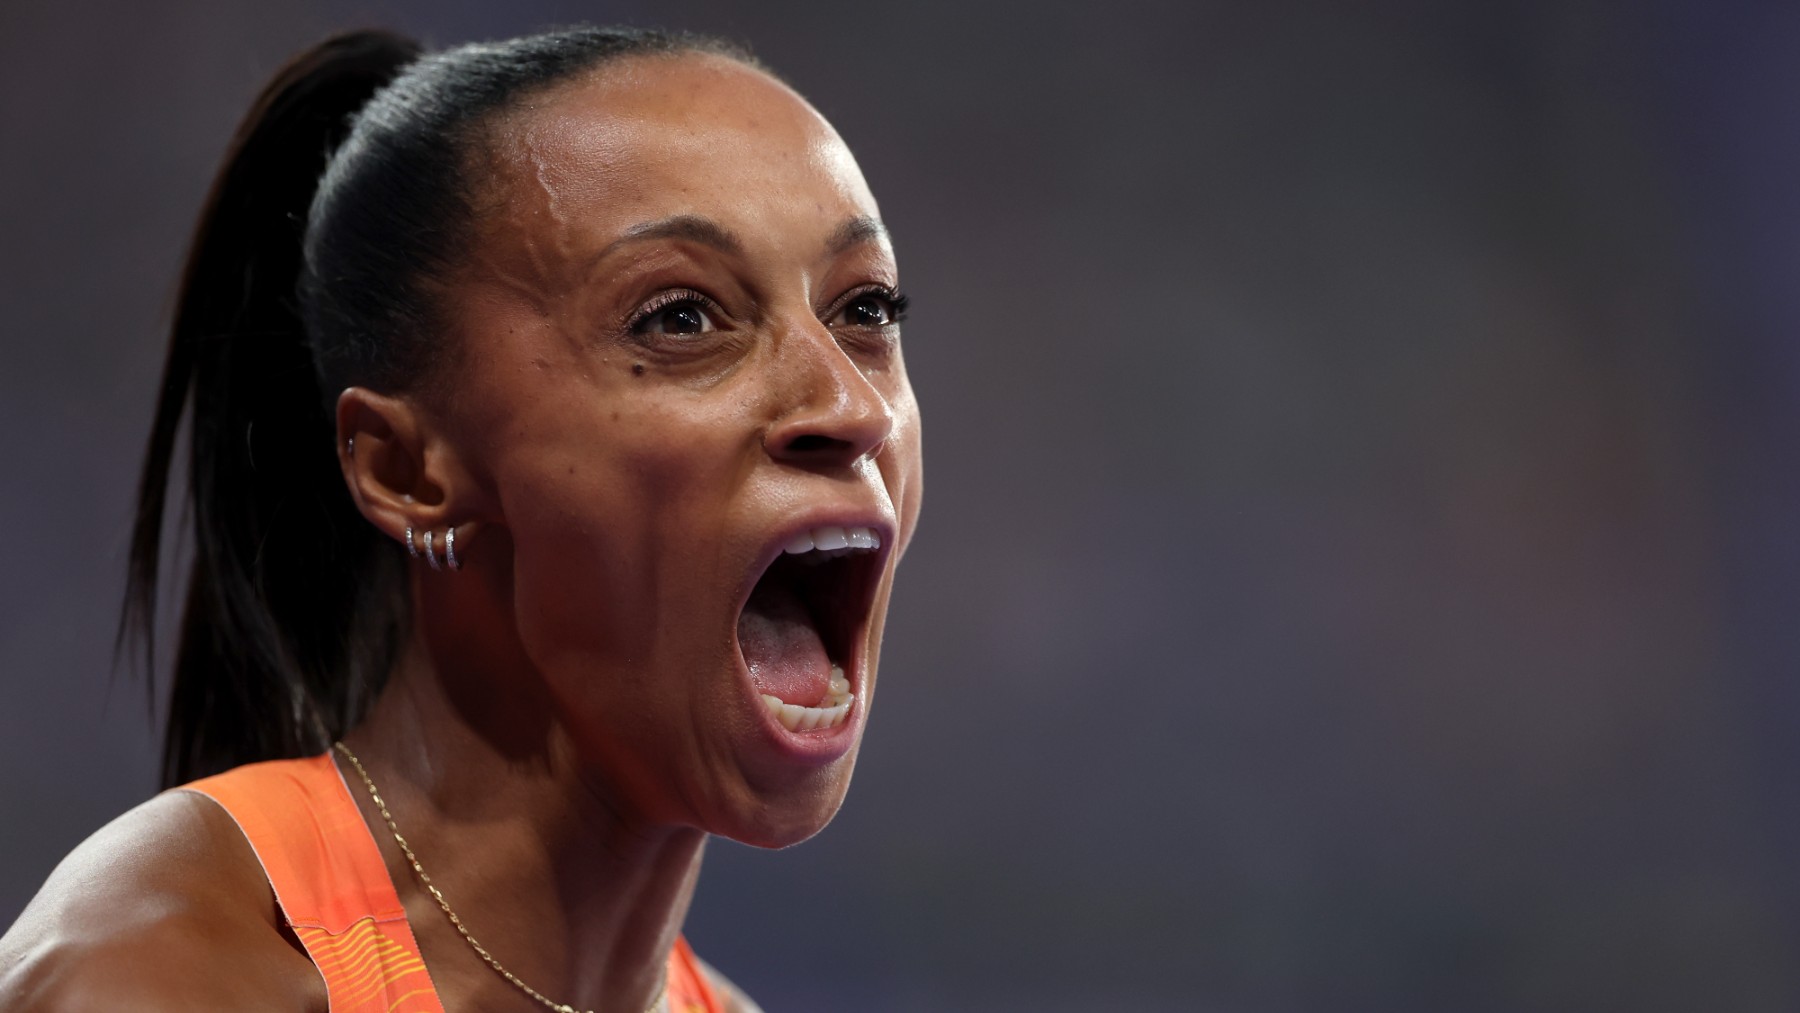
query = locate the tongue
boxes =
[737,577,831,707]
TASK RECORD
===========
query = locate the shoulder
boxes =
[0,789,326,1011]
[695,954,765,1013]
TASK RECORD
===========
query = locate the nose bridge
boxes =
[764,315,892,465]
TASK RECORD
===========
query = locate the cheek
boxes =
[488,393,756,676]
[499,445,646,680]
[885,388,925,554]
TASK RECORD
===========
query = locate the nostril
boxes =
[766,389,892,465]
[785,434,843,455]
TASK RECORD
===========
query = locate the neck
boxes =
[341,614,702,1013]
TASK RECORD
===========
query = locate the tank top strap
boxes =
[181,753,445,1012]
[181,753,725,1013]
[666,935,724,1013]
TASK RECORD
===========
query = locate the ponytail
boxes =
[126,32,420,787]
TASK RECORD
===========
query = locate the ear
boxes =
[335,387,486,555]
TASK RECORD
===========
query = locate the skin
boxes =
[0,51,921,1012]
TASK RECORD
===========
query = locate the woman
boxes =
[0,24,921,1012]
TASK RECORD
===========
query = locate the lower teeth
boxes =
[760,665,853,731]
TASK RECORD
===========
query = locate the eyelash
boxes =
[624,284,912,335]
[834,285,911,326]
[626,288,722,334]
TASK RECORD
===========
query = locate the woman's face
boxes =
[436,53,921,846]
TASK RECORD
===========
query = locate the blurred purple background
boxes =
[4,0,1799,1008]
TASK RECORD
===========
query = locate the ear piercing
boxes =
[403,524,463,572]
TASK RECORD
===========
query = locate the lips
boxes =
[735,522,886,730]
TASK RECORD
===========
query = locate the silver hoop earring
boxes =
[404,525,420,559]
[423,529,442,571]
[445,526,461,571]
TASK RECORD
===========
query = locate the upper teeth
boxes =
[784,525,881,557]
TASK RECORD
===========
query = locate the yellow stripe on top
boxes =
[297,919,434,1009]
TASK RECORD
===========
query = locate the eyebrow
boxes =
[826,216,889,256]
[590,212,889,266]
[605,214,746,258]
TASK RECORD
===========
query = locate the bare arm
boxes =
[0,791,327,1011]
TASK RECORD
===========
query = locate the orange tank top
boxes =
[180,753,721,1013]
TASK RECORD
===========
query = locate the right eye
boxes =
[630,293,719,336]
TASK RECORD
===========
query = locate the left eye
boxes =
[832,294,894,328]
[633,299,717,336]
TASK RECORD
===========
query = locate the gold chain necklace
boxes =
[333,742,668,1013]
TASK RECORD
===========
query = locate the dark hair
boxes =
[125,26,757,788]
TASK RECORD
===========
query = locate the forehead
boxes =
[478,53,880,260]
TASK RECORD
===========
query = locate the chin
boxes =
[706,748,863,850]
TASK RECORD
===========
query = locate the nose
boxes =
[763,328,894,470]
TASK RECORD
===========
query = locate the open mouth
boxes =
[736,524,884,732]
